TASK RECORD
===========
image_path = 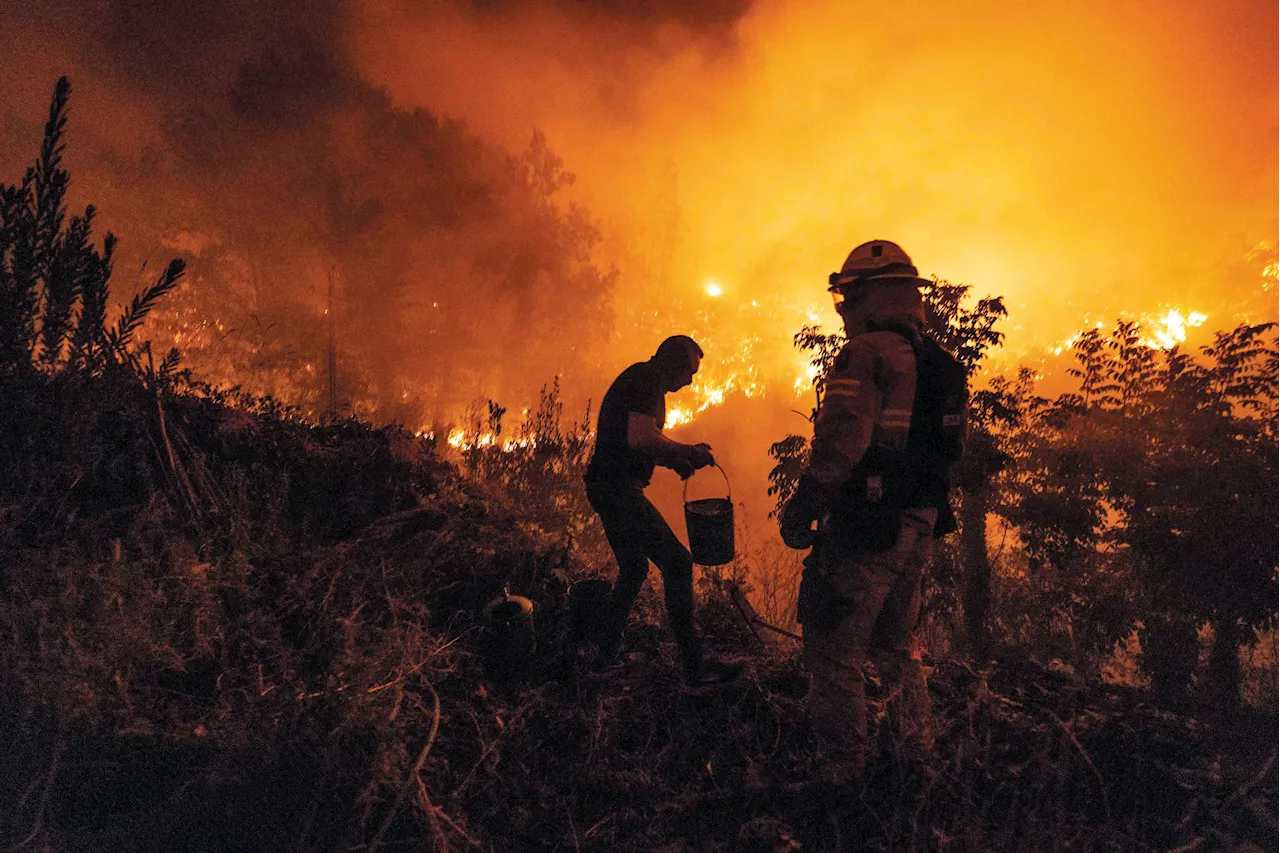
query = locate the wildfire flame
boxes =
[665,407,693,429]
[793,361,822,396]
[1264,263,1279,292]
[448,428,491,450]
[662,307,770,429]
[445,428,537,452]
[663,371,767,429]
[1141,309,1208,350]
[652,285,842,429]
[1248,240,1277,292]
[1051,323,1105,357]
[1049,307,1209,356]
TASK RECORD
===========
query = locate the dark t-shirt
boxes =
[586,360,666,485]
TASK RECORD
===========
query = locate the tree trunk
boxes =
[1141,612,1199,706]
[960,486,993,659]
[1207,615,1243,711]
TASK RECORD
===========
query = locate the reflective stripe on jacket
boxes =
[805,330,917,491]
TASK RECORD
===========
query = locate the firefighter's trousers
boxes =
[802,506,937,779]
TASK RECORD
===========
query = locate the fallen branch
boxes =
[418,780,479,849]
[6,738,65,852]
[415,776,449,852]
[1045,709,1111,822]
[448,698,539,804]
[369,680,442,853]
[729,583,801,642]
[1222,750,1276,810]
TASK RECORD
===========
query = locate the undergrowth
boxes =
[1,367,1275,852]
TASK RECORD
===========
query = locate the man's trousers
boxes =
[585,478,702,674]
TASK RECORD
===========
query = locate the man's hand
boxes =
[689,443,715,470]
[779,497,817,549]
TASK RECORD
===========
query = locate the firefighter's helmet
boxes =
[828,240,929,290]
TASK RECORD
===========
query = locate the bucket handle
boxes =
[683,463,732,504]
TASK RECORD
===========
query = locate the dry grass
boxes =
[0,373,1275,852]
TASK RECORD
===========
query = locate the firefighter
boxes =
[780,240,966,782]
[585,335,741,686]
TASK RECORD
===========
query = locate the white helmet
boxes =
[829,239,931,312]
[828,240,929,292]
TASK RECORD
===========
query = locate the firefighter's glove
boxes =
[780,476,830,550]
[689,443,715,471]
[780,503,816,550]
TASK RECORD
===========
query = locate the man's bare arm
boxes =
[627,412,712,469]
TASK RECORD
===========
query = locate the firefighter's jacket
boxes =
[805,329,917,498]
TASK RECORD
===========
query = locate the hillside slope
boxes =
[0,373,1275,853]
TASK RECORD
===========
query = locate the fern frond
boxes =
[158,346,182,378]
[112,258,185,354]
[38,206,93,366]
[31,77,71,286]
[70,231,114,368]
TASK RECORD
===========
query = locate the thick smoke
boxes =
[0,0,645,425]
[1,0,1274,512]
[464,0,752,38]
[355,0,1278,354]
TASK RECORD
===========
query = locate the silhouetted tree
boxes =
[993,319,1277,704]
[0,77,183,378]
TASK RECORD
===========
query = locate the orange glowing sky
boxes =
[1,0,1273,528]
[341,0,1278,525]
[1,0,1274,427]
[355,0,1277,365]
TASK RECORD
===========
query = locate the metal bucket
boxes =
[684,464,735,566]
[482,589,536,678]
[568,578,612,645]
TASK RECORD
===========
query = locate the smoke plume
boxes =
[1,0,1274,451]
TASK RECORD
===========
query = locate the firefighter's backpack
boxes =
[904,334,967,496]
[826,332,967,550]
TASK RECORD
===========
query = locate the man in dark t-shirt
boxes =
[584,335,738,686]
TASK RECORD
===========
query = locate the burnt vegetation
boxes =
[1,80,1276,853]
